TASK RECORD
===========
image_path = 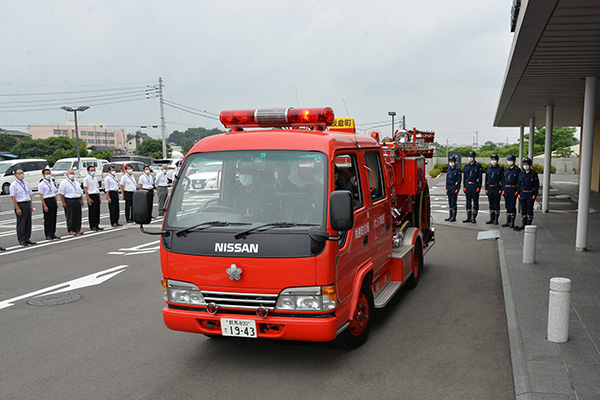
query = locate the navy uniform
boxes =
[515,157,539,231]
[462,151,483,223]
[444,156,461,222]
[484,154,504,225]
[501,155,520,228]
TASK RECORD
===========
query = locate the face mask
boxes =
[162,169,167,173]
[127,169,133,174]
[144,170,150,175]
[45,174,52,180]
[17,174,24,180]
[449,162,455,168]
[491,160,498,166]
[110,170,116,175]
[69,174,75,180]
[90,171,96,176]
[468,157,474,163]
[508,161,514,166]
[239,174,253,187]
[523,165,530,171]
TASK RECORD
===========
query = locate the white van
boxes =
[0,158,50,195]
[52,157,104,190]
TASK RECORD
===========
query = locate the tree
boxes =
[0,132,18,152]
[11,138,53,159]
[168,127,224,147]
[523,127,579,156]
[137,138,171,159]
[182,139,195,154]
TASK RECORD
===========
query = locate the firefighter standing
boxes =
[444,155,461,222]
[514,157,539,231]
[501,155,520,228]
[462,151,483,223]
[485,154,504,225]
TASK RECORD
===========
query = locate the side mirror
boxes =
[329,190,354,232]
[133,190,152,225]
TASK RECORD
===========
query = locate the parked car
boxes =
[0,158,50,195]
[188,161,222,190]
[101,161,154,186]
[51,157,104,189]
[150,158,182,183]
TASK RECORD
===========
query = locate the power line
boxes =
[0,84,152,97]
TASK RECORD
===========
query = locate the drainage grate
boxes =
[27,292,81,306]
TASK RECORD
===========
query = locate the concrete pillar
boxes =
[523,225,537,264]
[519,125,524,169]
[576,77,597,251]
[542,105,553,212]
[547,277,571,343]
[528,117,535,159]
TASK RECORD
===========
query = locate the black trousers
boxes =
[503,186,518,215]
[145,189,154,217]
[108,191,120,225]
[15,201,32,243]
[88,193,101,229]
[446,187,458,210]
[486,186,502,212]
[65,198,82,232]
[43,197,58,238]
[124,191,134,222]
[520,193,535,218]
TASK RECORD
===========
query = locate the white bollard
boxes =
[522,225,537,264]
[547,277,571,343]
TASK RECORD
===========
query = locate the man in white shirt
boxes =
[139,165,155,218]
[104,165,122,227]
[155,164,169,216]
[59,169,84,235]
[10,168,35,246]
[84,165,103,232]
[38,168,60,240]
[120,164,137,223]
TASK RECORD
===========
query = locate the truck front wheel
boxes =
[335,283,374,349]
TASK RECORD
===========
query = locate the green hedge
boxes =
[429,168,442,178]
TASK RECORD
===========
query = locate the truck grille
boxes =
[202,290,278,310]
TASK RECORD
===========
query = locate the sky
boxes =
[1,0,518,146]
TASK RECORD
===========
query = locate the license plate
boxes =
[220,318,257,338]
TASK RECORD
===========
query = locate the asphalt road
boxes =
[0,193,513,400]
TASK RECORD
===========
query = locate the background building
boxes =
[27,122,126,149]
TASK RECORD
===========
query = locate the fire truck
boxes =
[133,107,435,349]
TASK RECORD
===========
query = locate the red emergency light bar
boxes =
[220,107,335,129]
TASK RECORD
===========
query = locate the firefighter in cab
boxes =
[484,154,504,225]
[501,154,520,228]
[514,157,539,231]
[444,155,461,222]
[462,150,483,223]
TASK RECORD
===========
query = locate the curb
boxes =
[497,236,532,400]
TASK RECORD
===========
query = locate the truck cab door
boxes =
[334,152,372,307]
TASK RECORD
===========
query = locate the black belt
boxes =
[17,200,30,204]
[66,197,81,200]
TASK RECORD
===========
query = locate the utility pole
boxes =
[402,115,406,130]
[159,77,167,159]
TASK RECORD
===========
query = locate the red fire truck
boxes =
[134,107,435,349]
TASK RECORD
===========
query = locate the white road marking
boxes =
[0,265,129,310]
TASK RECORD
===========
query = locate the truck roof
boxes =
[190,129,380,154]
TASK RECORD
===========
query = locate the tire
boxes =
[335,281,374,349]
[406,239,423,289]
[2,182,10,195]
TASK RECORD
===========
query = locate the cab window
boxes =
[364,151,385,201]
[334,153,363,210]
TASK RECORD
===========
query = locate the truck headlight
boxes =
[163,279,206,306]
[275,285,337,311]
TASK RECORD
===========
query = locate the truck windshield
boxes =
[165,150,326,231]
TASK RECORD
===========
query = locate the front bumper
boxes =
[163,306,340,342]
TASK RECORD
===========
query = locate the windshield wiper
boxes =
[234,222,320,240]
[176,221,250,237]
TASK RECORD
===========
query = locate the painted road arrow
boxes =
[0,265,128,311]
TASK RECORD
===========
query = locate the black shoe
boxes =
[0,246,6,251]
[20,242,29,247]
[52,235,61,240]
[91,227,99,232]
[112,223,123,227]
[97,227,104,231]
[46,236,53,240]
[25,240,36,245]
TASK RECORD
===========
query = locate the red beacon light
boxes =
[220,107,335,129]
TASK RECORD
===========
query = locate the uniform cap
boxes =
[468,150,476,157]
[490,153,499,160]
[448,155,457,161]
[507,154,516,161]
[522,157,532,165]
